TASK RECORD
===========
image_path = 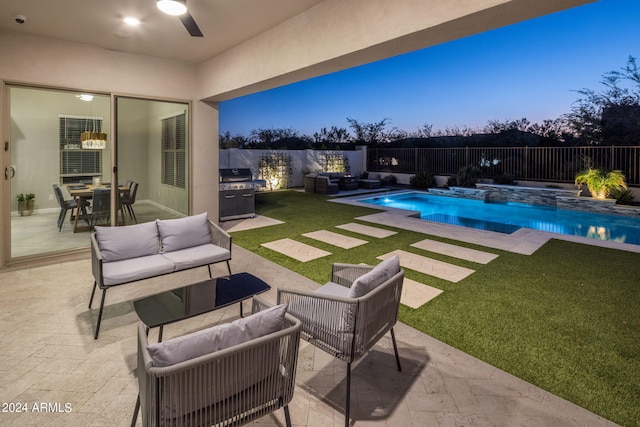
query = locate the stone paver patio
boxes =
[0,245,617,426]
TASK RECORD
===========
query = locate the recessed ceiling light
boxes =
[157,0,187,16]
[124,17,141,26]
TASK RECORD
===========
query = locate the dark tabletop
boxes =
[133,272,270,328]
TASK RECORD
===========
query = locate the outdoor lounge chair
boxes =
[277,256,404,427]
[131,297,302,427]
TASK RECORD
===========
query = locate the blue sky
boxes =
[220,0,640,137]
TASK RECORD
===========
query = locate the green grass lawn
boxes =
[232,190,640,427]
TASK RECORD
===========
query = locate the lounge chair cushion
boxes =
[157,212,210,253]
[102,254,175,286]
[348,255,400,298]
[146,303,287,367]
[95,222,160,262]
[161,243,231,271]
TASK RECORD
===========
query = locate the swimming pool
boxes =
[359,192,640,245]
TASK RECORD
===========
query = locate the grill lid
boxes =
[219,168,252,182]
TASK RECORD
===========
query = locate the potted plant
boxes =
[574,168,627,199]
[16,193,35,216]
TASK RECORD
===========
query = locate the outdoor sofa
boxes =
[89,212,232,339]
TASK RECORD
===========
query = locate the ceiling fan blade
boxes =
[179,12,203,37]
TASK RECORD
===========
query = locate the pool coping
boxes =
[329,190,640,254]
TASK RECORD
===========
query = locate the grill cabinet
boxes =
[219,169,256,221]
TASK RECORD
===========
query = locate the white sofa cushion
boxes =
[146,304,287,367]
[348,255,400,298]
[102,254,175,286]
[95,222,159,262]
[157,213,211,253]
[160,243,230,271]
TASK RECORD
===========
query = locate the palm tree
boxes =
[574,168,627,199]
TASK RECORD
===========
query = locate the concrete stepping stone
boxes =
[401,278,443,308]
[261,238,331,262]
[378,250,475,283]
[411,239,498,264]
[335,222,397,238]
[302,230,368,249]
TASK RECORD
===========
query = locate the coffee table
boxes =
[133,272,270,341]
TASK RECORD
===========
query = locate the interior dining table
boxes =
[66,184,130,233]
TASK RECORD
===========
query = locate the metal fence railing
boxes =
[367,146,640,186]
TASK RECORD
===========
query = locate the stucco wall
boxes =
[198,0,594,102]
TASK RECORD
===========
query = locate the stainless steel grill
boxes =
[219,169,256,221]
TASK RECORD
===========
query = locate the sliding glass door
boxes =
[5,86,189,263]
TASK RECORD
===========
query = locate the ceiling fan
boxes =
[156,0,203,37]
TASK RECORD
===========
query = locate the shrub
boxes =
[492,173,515,185]
[410,171,436,189]
[455,165,483,187]
[381,174,397,185]
[611,187,635,205]
[574,168,627,199]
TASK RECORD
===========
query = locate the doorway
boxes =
[5,85,189,263]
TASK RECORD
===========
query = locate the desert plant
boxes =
[410,171,436,189]
[381,174,397,185]
[492,173,515,185]
[455,165,483,187]
[574,168,627,199]
[610,187,635,205]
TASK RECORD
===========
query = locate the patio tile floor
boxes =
[0,245,617,426]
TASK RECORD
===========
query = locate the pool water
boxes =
[359,192,640,245]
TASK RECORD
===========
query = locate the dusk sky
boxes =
[220,0,640,137]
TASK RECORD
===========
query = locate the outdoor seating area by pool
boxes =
[357,191,640,246]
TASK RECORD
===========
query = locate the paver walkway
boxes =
[401,278,443,308]
[335,222,397,238]
[261,238,331,262]
[302,230,368,249]
[411,238,499,264]
[378,250,475,283]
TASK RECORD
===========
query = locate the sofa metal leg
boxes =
[94,288,107,340]
[89,281,97,309]
[207,264,212,278]
[344,362,351,427]
[226,260,232,276]
[390,327,402,372]
[283,405,292,427]
[130,394,140,427]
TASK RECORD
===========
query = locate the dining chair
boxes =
[52,183,88,232]
[90,188,111,228]
[121,181,138,223]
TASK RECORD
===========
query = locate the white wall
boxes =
[10,87,111,212]
[220,148,366,187]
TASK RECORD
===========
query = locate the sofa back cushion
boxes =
[95,221,159,262]
[146,303,287,367]
[157,212,211,253]
[348,255,400,298]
